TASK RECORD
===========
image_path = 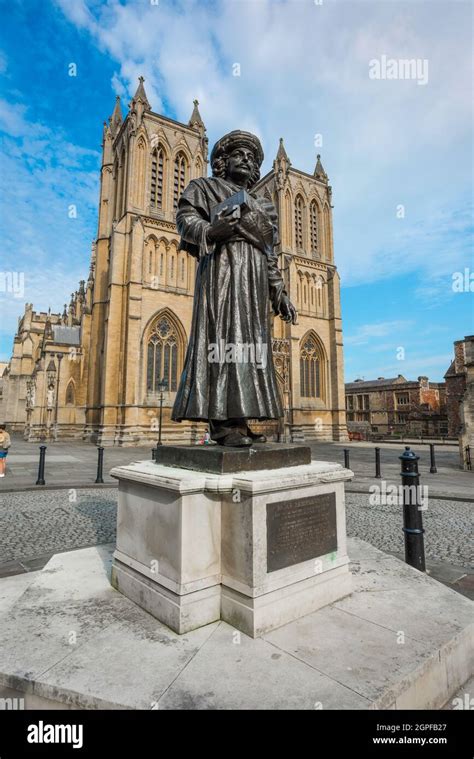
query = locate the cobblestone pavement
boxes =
[1,488,472,579]
[0,489,117,572]
[346,493,473,569]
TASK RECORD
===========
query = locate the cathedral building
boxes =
[0,79,347,445]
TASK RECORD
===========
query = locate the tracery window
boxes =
[146,316,180,393]
[300,335,323,398]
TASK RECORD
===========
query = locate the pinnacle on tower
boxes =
[109,96,123,132]
[130,76,151,111]
[189,98,205,129]
[314,153,328,182]
[276,137,289,162]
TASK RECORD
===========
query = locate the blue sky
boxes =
[0,0,472,382]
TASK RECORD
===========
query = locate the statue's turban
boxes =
[210,130,264,167]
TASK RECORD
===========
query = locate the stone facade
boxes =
[445,335,474,468]
[345,375,447,439]
[0,79,347,445]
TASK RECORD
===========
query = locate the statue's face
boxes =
[225,146,256,186]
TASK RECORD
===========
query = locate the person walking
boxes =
[0,424,11,477]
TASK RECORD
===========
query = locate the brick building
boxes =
[345,375,448,439]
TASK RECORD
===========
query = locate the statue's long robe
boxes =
[171,176,286,423]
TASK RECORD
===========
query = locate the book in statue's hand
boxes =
[210,189,252,222]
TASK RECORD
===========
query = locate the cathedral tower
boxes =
[85,79,208,444]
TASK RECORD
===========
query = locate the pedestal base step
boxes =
[1,540,472,710]
[153,443,311,473]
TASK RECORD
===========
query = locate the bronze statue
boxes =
[172,130,297,447]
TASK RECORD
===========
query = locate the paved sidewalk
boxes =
[0,436,153,491]
[0,436,472,500]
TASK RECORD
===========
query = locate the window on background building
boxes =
[396,392,409,406]
[146,316,180,393]
[150,146,164,209]
[363,394,370,410]
[300,335,323,398]
[346,396,354,410]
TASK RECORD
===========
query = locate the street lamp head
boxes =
[158,377,168,393]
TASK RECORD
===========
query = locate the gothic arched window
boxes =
[323,206,331,260]
[65,380,75,406]
[295,195,304,251]
[300,334,323,398]
[173,152,188,210]
[115,148,126,219]
[284,191,292,247]
[150,146,164,209]
[135,138,146,208]
[146,316,180,393]
[310,200,319,255]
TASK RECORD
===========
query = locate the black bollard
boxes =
[375,447,381,479]
[399,446,426,572]
[151,448,156,461]
[36,445,47,486]
[429,443,437,474]
[343,448,350,469]
[465,446,472,471]
[95,446,104,484]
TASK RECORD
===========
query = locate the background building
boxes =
[345,375,447,439]
[0,79,347,445]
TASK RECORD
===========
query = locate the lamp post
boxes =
[54,352,63,439]
[156,377,168,448]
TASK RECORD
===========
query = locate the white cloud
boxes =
[52,0,473,289]
[0,97,100,358]
[344,320,413,346]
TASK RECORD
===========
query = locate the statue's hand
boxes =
[206,206,240,244]
[279,295,297,325]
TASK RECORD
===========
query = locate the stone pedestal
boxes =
[110,445,352,638]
